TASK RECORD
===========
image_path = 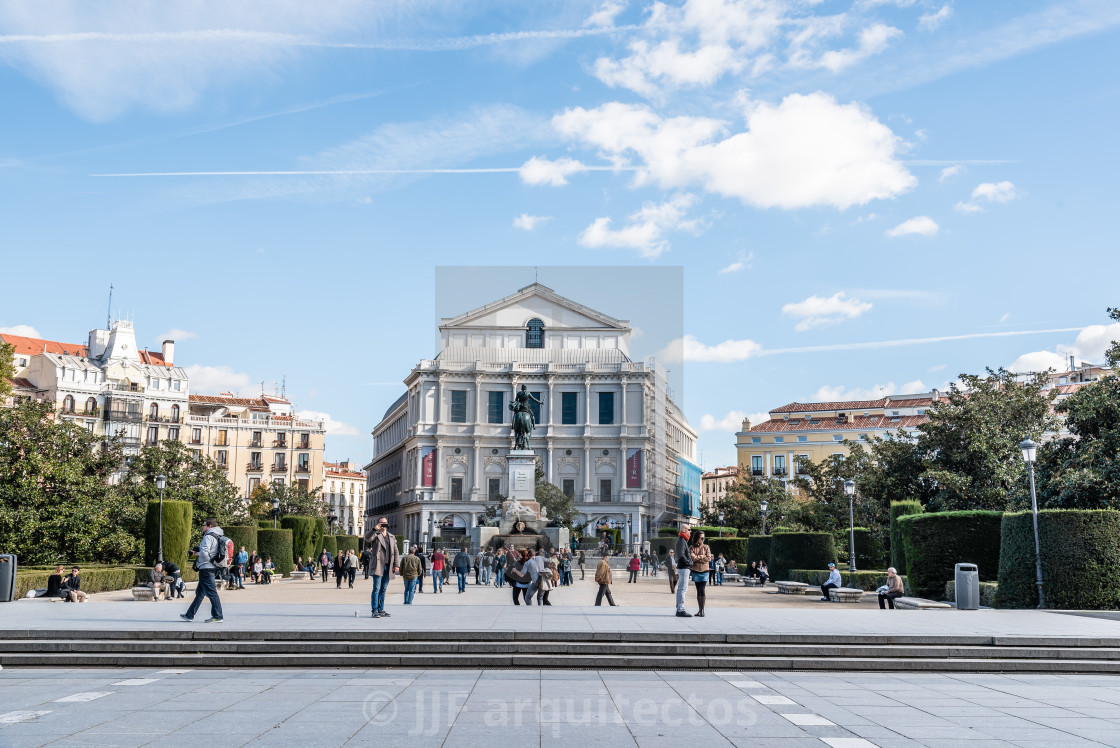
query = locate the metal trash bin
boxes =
[0,554,17,603]
[955,562,979,610]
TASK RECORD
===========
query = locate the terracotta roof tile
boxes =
[749,414,929,433]
[190,393,267,407]
[6,377,36,389]
[770,398,889,414]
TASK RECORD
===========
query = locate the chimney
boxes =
[1070,354,1076,372]
[932,388,940,402]
[162,339,175,366]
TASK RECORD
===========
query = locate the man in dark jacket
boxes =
[453,547,472,594]
[674,528,692,617]
[364,516,400,618]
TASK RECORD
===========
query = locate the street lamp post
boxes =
[760,499,768,535]
[272,497,280,530]
[155,474,166,563]
[718,511,725,538]
[843,480,857,574]
[1020,438,1044,609]
[626,516,632,553]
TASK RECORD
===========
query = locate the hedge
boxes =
[592,527,624,547]
[897,510,1003,599]
[17,566,143,599]
[319,535,338,560]
[837,527,882,569]
[281,515,317,562]
[768,532,836,581]
[788,569,912,595]
[143,499,192,569]
[257,529,293,577]
[706,538,750,564]
[890,500,923,572]
[947,580,999,607]
[223,526,259,559]
[312,517,327,559]
[336,535,360,555]
[745,535,771,567]
[693,525,737,537]
[995,509,1120,610]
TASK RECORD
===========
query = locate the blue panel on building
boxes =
[676,456,702,519]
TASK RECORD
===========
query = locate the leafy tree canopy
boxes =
[0,340,15,401]
[534,462,577,528]
[127,440,246,537]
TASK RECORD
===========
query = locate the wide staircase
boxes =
[3,629,1119,672]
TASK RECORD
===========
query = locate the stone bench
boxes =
[828,587,865,603]
[776,581,809,594]
[131,586,158,601]
[741,577,764,587]
[288,571,310,581]
[894,596,952,610]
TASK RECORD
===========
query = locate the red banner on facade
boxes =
[421,447,436,488]
[626,448,642,488]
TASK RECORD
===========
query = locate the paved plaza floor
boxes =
[2,667,1120,747]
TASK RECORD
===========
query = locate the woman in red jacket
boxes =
[627,553,640,583]
[430,549,445,593]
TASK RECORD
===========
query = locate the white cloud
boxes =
[811,23,903,73]
[718,251,753,274]
[885,215,938,237]
[919,5,953,31]
[782,292,872,332]
[813,379,927,402]
[554,92,915,210]
[585,0,627,28]
[0,324,42,337]
[1009,321,1120,372]
[700,410,747,431]
[956,180,1018,213]
[660,334,762,363]
[954,200,984,214]
[518,156,588,186]
[296,409,360,437]
[998,312,1011,323]
[1009,351,1069,374]
[578,193,702,259]
[155,328,196,342]
[512,213,551,231]
[939,164,963,181]
[185,364,253,394]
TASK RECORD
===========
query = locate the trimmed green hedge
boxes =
[336,535,360,555]
[746,535,771,566]
[143,499,192,569]
[281,515,317,562]
[312,517,327,558]
[789,568,912,595]
[593,527,624,547]
[694,525,737,537]
[17,567,141,599]
[947,580,998,607]
[223,526,259,558]
[707,538,750,564]
[769,532,836,581]
[257,529,293,577]
[897,510,1003,599]
[890,500,923,572]
[320,535,338,559]
[995,509,1120,610]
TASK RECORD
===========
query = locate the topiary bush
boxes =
[319,535,338,559]
[143,499,192,569]
[223,526,259,559]
[897,510,1002,599]
[746,535,771,567]
[789,569,912,595]
[768,532,836,581]
[256,529,293,577]
[336,535,360,555]
[281,515,317,562]
[890,500,923,572]
[706,538,750,564]
[312,517,327,558]
[994,509,1120,610]
[17,566,142,599]
[839,527,883,569]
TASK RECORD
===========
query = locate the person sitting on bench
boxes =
[148,563,170,601]
[878,567,905,609]
[820,562,842,601]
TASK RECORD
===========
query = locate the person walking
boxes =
[416,546,427,593]
[360,548,372,580]
[333,552,345,589]
[715,554,726,585]
[594,555,616,606]
[430,549,445,593]
[400,549,422,604]
[474,549,482,586]
[347,550,358,588]
[665,549,677,594]
[640,551,649,577]
[481,549,492,586]
[627,553,640,583]
[235,546,249,589]
[319,549,331,583]
[493,549,505,588]
[674,528,692,617]
[560,552,573,586]
[708,553,717,585]
[453,546,471,594]
[365,516,400,619]
[525,549,546,604]
[539,558,558,606]
[181,518,224,623]
[690,531,713,617]
[509,550,532,605]
[578,550,586,580]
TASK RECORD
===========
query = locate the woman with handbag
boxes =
[539,558,558,606]
[689,531,713,617]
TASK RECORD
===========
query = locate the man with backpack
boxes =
[181,518,227,623]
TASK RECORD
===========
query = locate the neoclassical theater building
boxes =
[364,283,700,548]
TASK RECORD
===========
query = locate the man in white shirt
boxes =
[524,549,546,605]
[821,562,843,601]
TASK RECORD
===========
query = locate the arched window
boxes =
[62,395,75,413]
[171,404,179,423]
[85,397,96,415]
[525,318,545,349]
[149,403,159,420]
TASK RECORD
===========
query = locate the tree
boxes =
[534,462,577,528]
[0,339,15,402]
[793,445,879,537]
[249,480,326,520]
[702,476,797,535]
[0,398,142,564]
[1106,306,1120,367]
[127,440,246,537]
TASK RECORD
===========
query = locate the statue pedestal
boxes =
[499,450,544,537]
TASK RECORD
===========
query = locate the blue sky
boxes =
[2,0,1119,469]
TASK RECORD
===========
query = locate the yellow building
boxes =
[734,392,937,488]
[701,466,738,509]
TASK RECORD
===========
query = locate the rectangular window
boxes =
[299,433,309,449]
[191,427,201,444]
[797,435,807,442]
[173,380,181,391]
[833,434,843,441]
[251,431,262,447]
[598,391,614,424]
[276,433,287,447]
[562,479,575,498]
[858,433,868,440]
[450,390,467,423]
[450,477,463,500]
[275,453,286,470]
[561,392,578,424]
[797,455,810,474]
[146,426,159,445]
[773,455,786,475]
[529,392,541,425]
[751,455,763,476]
[298,453,309,471]
[488,478,501,499]
[298,478,309,492]
[774,436,784,444]
[248,477,260,496]
[250,452,262,468]
[751,437,761,444]
[273,477,284,487]
[217,429,227,446]
[216,450,227,467]
[191,449,201,462]
[599,479,612,501]
[487,391,504,424]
